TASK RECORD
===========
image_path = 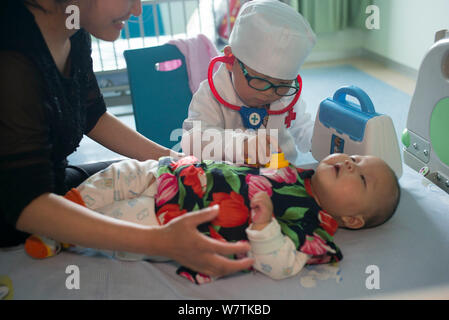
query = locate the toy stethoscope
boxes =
[207,54,303,129]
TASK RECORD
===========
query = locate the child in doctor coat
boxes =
[181,0,316,165]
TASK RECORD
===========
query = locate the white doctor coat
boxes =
[181,64,314,163]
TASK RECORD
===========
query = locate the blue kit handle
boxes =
[318,86,379,142]
[333,85,376,114]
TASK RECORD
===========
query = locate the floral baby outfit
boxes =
[155,156,343,284]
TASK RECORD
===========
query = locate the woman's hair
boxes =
[23,0,70,12]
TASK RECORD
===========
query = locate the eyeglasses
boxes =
[237,59,299,97]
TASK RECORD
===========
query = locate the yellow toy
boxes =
[0,275,13,300]
[265,152,290,169]
[245,152,290,169]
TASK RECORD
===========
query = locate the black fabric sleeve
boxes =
[0,51,55,227]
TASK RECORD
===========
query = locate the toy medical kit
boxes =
[402,29,449,194]
[207,55,302,129]
[311,85,403,178]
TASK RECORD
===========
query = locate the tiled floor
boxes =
[68,56,417,165]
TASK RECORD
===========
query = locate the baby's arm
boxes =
[247,192,310,280]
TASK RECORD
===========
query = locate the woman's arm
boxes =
[16,194,254,277]
[87,112,179,161]
[17,193,152,253]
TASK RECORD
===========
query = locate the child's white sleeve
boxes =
[181,81,249,163]
[245,219,310,280]
[288,98,314,153]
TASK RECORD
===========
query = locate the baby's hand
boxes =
[250,192,273,230]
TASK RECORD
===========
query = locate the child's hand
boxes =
[244,135,281,166]
[169,150,186,160]
[250,192,273,230]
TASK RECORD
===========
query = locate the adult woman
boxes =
[0,0,252,277]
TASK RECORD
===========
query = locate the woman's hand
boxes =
[155,205,254,277]
[250,192,273,230]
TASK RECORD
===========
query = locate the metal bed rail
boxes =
[94,0,225,108]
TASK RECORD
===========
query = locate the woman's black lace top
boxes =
[0,0,107,246]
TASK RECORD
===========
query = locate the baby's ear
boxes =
[341,215,365,229]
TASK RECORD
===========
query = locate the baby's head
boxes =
[224,0,316,107]
[310,153,400,230]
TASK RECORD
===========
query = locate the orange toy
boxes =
[24,188,82,259]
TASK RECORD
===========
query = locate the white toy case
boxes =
[402,30,449,194]
[311,85,403,178]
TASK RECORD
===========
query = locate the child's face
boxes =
[310,154,394,228]
[224,48,295,108]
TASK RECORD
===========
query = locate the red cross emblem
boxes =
[284,109,296,128]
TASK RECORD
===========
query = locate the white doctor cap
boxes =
[229,0,316,80]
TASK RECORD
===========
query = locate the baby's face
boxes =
[311,154,393,224]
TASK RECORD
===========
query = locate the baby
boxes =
[155,153,400,283]
[181,0,316,165]
[25,153,400,285]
